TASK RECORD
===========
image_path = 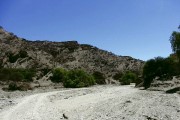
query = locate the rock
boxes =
[125,100,132,103]
[143,115,157,120]
[63,113,68,119]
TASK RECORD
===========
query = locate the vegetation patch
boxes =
[0,68,36,82]
[50,68,67,83]
[8,82,32,91]
[120,71,137,85]
[8,50,28,63]
[113,72,123,80]
[51,68,95,88]
[143,25,180,89]
[92,71,106,84]
[63,69,95,88]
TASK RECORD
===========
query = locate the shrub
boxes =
[9,72,24,81]
[8,53,20,63]
[8,82,32,91]
[143,57,178,89]
[93,71,106,84]
[63,69,95,88]
[8,82,19,91]
[0,68,36,82]
[113,72,123,80]
[50,68,67,83]
[120,71,137,85]
[170,29,180,63]
[50,50,59,58]
[19,50,28,58]
[49,68,96,88]
[20,69,36,82]
[0,69,10,80]
[8,50,28,63]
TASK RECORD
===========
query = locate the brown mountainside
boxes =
[0,27,144,80]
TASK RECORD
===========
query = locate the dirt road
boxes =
[0,85,179,120]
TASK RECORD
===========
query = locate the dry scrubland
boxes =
[0,85,179,120]
[0,26,180,120]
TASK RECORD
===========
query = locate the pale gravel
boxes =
[0,85,180,120]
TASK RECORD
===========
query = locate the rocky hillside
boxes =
[0,27,144,80]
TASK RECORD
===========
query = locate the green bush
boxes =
[20,69,36,82]
[8,53,19,63]
[0,68,35,82]
[170,29,180,63]
[63,69,95,88]
[143,57,178,89]
[9,72,24,81]
[50,68,67,83]
[120,71,137,85]
[113,72,123,80]
[0,69,10,80]
[50,68,95,88]
[92,71,106,84]
[19,50,28,58]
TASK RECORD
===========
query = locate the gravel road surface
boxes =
[0,85,179,120]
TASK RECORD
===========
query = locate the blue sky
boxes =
[0,0,180,60]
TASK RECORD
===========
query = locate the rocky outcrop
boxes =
[0,27,144,80]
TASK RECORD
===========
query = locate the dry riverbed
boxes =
[0,85,180,120]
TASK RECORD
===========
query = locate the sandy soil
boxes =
[0,85,180,120]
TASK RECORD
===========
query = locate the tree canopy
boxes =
[143,57,177,88]
[170,26,180,62]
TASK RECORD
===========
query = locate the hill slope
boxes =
[0,27,144,80]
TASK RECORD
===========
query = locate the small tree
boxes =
[170,26,180,63]
[120,71,137,85]
[143,57,178,88]
[143,58,156,88]
[50,68,67,83]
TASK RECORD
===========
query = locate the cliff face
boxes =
[0,27,144,78]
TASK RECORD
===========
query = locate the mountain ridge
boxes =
[0,27,144,81]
